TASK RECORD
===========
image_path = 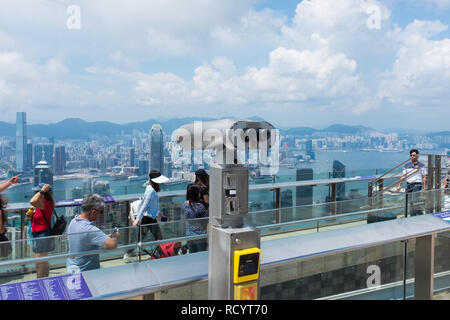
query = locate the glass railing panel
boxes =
[259,240,406,300]
[249,188,276,212]
[0,224,140,285]
[403,188,444,217]
[248,193,406,235]
[434,228,450,299]
[159,196,191,223]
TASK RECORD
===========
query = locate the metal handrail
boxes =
[0,233,208,269]
[372,166,424,198]
[256,205,404,231]
[373,157,410,183]
[0,204,404,270]
[3,173,387,212]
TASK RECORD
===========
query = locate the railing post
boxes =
[377,178,384,210]
[414,234,435,300]
[427,154,434,191]
[275,187,281,224]
[368,181,373,197]
[378,178,384,195]
[138,225,142,263]
[435,155,442,212]
[125,200,131,248]
[20,210,26,260]
[425,155,435,214]
[331,183,337,215]
[402,239,408,300]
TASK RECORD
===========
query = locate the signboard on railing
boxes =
[0,273,92,300]
[432,210,450,223]
[55,195,115,208]
[340,175,376,181]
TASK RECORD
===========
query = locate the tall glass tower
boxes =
[150,124,163,172]
[15,112,27,172]
[332,160,346,201]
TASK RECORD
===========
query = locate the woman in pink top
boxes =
[29,183,55,278]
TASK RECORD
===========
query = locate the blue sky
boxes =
[0,0,449,132]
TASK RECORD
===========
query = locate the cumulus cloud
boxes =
[118,46,361,115]
[281,0,392,55]
[429,0,450,8]
[0,0,449,129]
[379,20,450,108]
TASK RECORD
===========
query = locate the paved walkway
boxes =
[1,220,448,300]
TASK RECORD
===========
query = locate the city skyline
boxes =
[1,114,450,136]
[0,1,449,131]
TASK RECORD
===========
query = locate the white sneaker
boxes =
[123,253,136,263]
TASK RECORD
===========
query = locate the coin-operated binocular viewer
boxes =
[176,119,276,300]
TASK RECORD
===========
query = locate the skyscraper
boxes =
[26,143,33,170]
[332,160,346,201]
[138,159,149,176]
[15,112,27,172]
[54,146,66,175]
[129,147,135,167]
[34,144,53,168]
[34,158,53,187]
[305,140,315,160]
[150,124,164,172]
[296,168,314,219]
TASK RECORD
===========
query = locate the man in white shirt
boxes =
[396,149,427,216]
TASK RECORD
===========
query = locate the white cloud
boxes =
[281,0,392,54]
[0,49,91,122]
[122,46,361,114]
[429,0,450,8]
[0,0,449,129]
[379,20,450,108]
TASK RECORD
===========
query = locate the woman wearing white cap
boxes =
[125,170,168,261]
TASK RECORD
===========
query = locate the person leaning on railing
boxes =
[29,183,56,278]
[442,161,450,210]
[184,183,208,253]
[0,175,21,255]
[396,149,427,216]
[0,174,21,194]
[0,174,22,234]
[66,193,119,273]
[396,149,427,192]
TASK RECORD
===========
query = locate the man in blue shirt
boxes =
[66,194,119,272]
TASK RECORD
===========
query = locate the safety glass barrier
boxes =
[153,240,412,300]
[404,188,448,217]
[246,193,406,233]
[259,241,407,300]
[0,217,210,286]
[434,229,450,299]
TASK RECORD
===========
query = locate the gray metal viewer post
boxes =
[175,119,276,300]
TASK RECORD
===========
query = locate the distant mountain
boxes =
[0,121,15,137]
[281,124,377,136]
[319,124,376,134]
[427,131,450,137]
[4,116,442,140]
[0,116,270,140]
[283,127,314,136]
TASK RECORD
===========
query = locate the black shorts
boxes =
[140,216,162,241]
